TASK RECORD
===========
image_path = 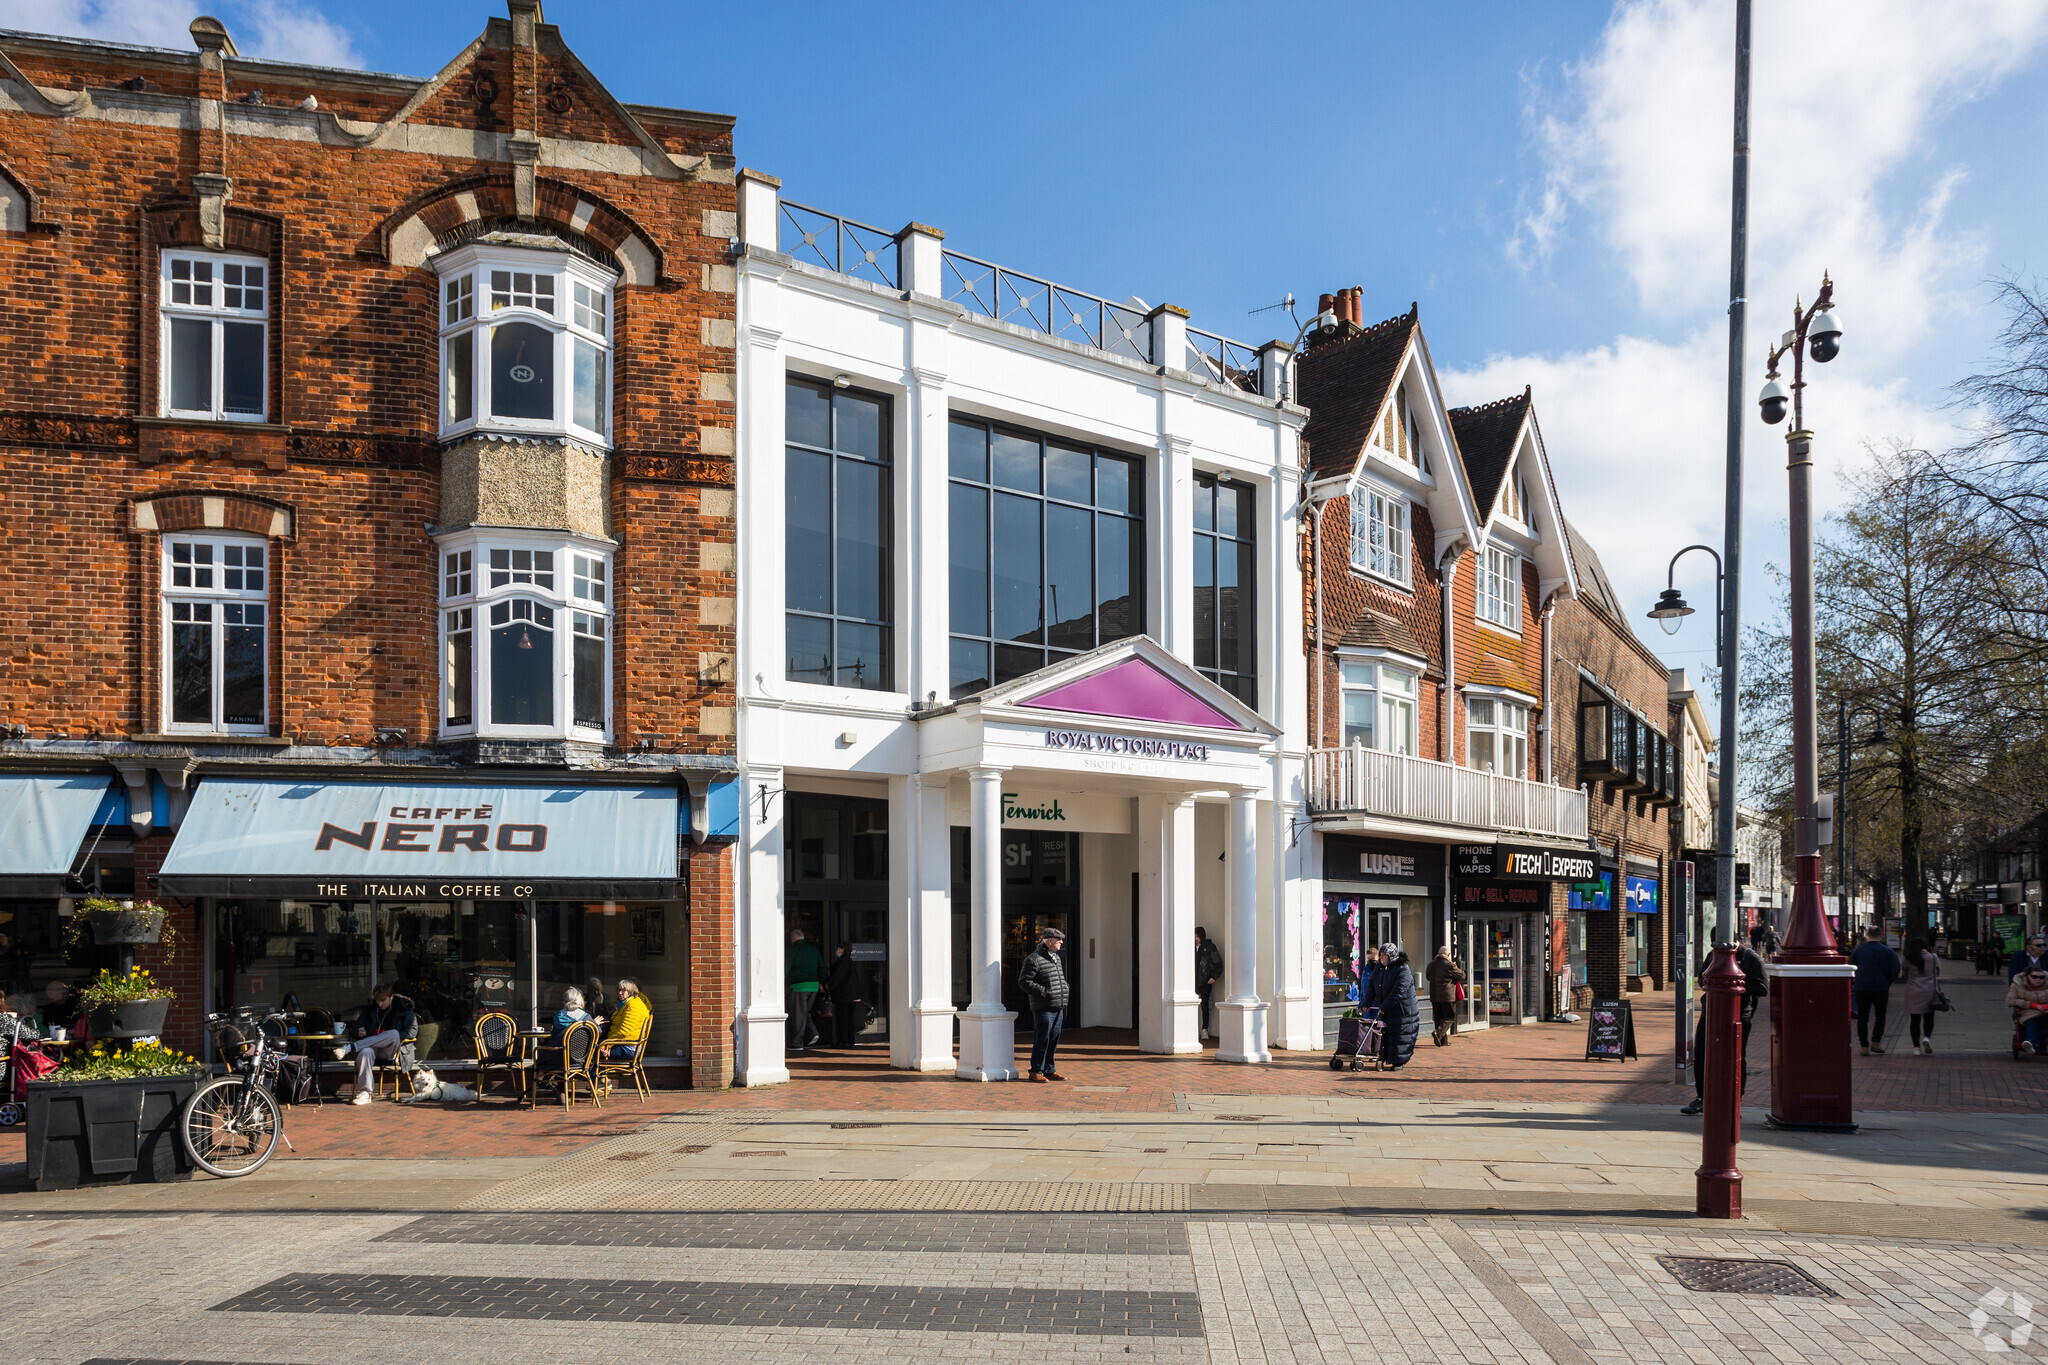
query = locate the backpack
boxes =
[269,1053,317,1106]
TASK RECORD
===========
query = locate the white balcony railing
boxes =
[1308,746,1589,841]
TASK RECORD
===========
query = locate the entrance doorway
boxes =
[784,792,891,1045]
[1454,915,1518,1028]
[950,827,1081,1022]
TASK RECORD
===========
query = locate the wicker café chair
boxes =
[595,1018,652,1104]
[370,996,421,1100]
[534,1019,601,1110]
[471,1010,530,1104]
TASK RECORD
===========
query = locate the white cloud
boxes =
[1463,0,2048,681]
[0,0,363,68]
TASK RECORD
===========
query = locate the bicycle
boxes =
[179,1008,299,1177]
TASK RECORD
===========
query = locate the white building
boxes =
[730,173,1312,1084]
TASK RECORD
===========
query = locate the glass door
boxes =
[1486,918,1517,1018]
[376,900,528,1062]
[1457,918,1489,1030]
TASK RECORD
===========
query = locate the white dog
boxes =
[401,1068,477,1103]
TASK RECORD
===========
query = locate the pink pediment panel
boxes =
[1018,656,1245,731]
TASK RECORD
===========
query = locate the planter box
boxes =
[86,908,164,945]
[25,1074,199,1191]
[87,997,172,1039]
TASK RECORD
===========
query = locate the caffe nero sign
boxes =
[1454,843,1598,884]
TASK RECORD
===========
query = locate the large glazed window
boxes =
[1466,694,1530,778]
[435,241,611,446]
[785,377,892,690]
[162,535,268,733]
[1349,484,1409,586]
[438,535,610,740]
[1338,658,1417,755]
[1193,473,1257,707]
[947,416,1143,698]
[160,251,267,422]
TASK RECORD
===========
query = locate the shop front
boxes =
[1624,860,1661,986]
[0,774,135,1028]
[158,778,697,1073]
[1454,841,1597,1027]
[1319,835,1440,1032]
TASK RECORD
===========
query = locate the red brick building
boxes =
[1297,294,1601,1035]
[0,3,740,1086]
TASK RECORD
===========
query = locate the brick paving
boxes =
[377,1211,1191,1255]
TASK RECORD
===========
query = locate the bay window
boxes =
[1466,694,1530,778]
[438,535,610,740]
[162,536,267,733]
[435,240,612,445]
[1350,483,1409,585]
[1338,657,1418,755]
[160,251,267,421]
[1477,544,1521,630]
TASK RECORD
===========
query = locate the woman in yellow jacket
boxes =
[600,978,651,1061]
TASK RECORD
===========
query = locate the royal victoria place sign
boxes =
[1042,728,1213,761]
[1454,842,1598,884]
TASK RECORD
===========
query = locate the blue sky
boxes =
[10,0,2048,709]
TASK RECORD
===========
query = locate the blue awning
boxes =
[0,774,116,894]
[159,779,681,899]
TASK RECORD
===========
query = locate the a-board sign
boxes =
[1585,997,1638,1061]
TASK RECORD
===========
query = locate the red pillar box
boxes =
[1766,854,1858,1131]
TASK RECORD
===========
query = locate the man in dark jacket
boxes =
[786,928,827,1053]
[1848,924,1902,1055]
[2008,935,2048,982]
[1681,943,1767,1116]
[825,943,866,1048]
[333,982,415,1106]
[1194,928,1224,1041]
[1019,926,1070,1082]
[1369,944,1419,1070]
[1423,945,1464,1046]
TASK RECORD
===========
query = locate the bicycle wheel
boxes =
[180,1075,281,1177]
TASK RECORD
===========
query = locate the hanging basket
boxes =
[87,908,164,945]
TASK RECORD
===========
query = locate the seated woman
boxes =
[600,977,650,1061]
[2009,969,2048,1052]
[552,987,593,1041]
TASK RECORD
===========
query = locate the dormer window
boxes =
[434,238,613,446]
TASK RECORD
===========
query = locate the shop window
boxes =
[160,251,267,421]
[1338,657,1418,755]
[786,377,893,691]
[1193,473,1257,707]
[1477,543,1520,630]
[438,534,609,741]
[946,414,1143,697]
[1466,695,1530,778]
[435,241,611,446]
[162,535,268,734]
[1349,483,1409,586]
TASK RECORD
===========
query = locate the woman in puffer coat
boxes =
[1369,943,1420,1070]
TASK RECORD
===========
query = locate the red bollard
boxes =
[1695,943,1744,1219]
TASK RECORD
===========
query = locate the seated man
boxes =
[332,982,415,1106]
[599,977,649,1061]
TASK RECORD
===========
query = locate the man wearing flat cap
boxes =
[1019,925,1071,1082]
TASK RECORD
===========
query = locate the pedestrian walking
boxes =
[1849,923,1902,1055]
[825,943,866,1048]
[1423,944,1464,1046]
[1681,940,1768,1116]
[785,927,826,1053]
[1369,942,1419,1071]
[1900,936,1942,1055]
[1020,926,1070,1082]
[1194,927,1223,1041]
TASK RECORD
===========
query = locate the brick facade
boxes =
[0,6,738,1082]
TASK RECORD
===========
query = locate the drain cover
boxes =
[1214,1114,1264,1123]
[830,1122,882,1129]
[1658,1256,1835,1297]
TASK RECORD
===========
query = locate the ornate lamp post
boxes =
[1757,276,1857,1132]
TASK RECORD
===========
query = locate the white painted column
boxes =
[1217,786,1271,1063]
[885,775,914,1069]
[1269,796,1317,1050]
[956,765,1017,1080]
[1138,792,1201,1053]
[735,766,789,1086]
[908,772,957,1069]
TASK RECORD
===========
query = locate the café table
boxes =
[516,1027,552,1108]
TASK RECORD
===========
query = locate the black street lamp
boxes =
[1647,544,1727,660]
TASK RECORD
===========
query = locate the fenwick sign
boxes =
[1042,729,1212,761]
[1454,842,1598,883]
